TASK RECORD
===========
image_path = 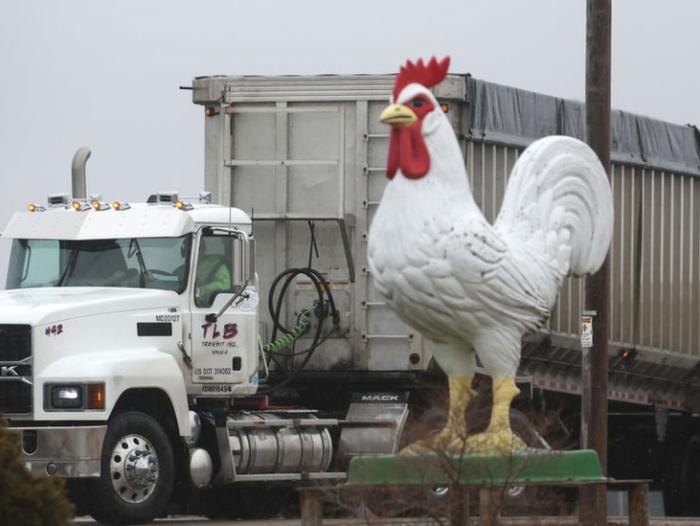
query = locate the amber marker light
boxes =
[440,103,450,113]
[620,349,637,360]
[71,201,83,211]
[204,106,218,117]
[27,203,44,212]
[91,200,109,211]
[111,201,131,211]
[87,383,105,410]
[174,200,193,211]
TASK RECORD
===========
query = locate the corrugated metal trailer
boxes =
[463,79,700,411]
[191,73,700,410]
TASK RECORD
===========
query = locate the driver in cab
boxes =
[194,234,232,306]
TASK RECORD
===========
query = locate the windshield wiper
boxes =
[57,248,79,286]
[19,240,31,283]
[128,238,149,287]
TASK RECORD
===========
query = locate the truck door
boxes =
[188,227,258,395]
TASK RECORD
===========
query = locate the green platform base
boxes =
[346,450,605,487]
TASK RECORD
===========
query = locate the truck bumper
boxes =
[9,425,107,478]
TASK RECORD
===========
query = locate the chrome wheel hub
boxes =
[110,434,159,503]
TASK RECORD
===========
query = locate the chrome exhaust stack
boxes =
[71,146,91,199]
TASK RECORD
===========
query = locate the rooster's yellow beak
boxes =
[380,103,417,128]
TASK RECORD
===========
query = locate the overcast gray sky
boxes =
[1,0,698,284]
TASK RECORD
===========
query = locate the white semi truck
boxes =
[0,173,410,523]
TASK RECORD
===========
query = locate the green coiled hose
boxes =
[262,309,311,354]
[258,265,340,394]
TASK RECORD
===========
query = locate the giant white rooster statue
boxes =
[368,57,614,453]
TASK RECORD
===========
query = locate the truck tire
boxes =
[87,411,175,525]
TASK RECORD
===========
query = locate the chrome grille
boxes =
[0,325,33,416]
[0,382,32,415]
[0,325,32,361]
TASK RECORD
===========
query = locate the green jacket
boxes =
[196,255,231,305]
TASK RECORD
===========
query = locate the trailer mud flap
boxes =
[336,392,409,467]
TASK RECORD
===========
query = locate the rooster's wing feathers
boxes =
[375,212,552,341]
[438,215,552,326]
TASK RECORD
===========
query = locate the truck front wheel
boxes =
[87,411,175,525]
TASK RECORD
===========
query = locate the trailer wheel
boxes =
[87,411,175,525]
[676,434,700,516]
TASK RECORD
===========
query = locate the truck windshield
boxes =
[6,236,191,292]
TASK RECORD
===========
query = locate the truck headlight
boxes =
[44,383,105,411]
[50,385,83,409]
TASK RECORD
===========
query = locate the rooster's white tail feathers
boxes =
[495,136,613,276]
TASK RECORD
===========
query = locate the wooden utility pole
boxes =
[581,0,611,525]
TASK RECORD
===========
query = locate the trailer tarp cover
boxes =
[467,77,700,177]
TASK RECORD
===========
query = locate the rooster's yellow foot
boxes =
[465,428,526,455]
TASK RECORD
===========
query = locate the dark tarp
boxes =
[467,77,700,177]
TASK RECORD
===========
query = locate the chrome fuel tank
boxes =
[226,412,333,475]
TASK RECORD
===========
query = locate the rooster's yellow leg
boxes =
[465,377,525,454]
[401,375,475,454]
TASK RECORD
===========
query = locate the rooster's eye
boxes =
[411,99,425,108]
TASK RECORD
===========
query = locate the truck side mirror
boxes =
[231,234,254,288]
[248,237,255,281]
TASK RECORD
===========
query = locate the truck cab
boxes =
[3,190,260,418]
[1,194,257,521]
[0,191,406,524]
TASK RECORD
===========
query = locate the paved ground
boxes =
[75,518,302,525]
[75,518,388,525]
[74,516,700,526]
[75,518,413,525]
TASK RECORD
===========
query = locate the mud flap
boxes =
[336,392,409,468]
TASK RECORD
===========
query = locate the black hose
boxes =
[259,267,340,394]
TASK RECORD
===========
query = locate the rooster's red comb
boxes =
[392,56,450,100]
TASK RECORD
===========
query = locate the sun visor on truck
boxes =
[1,206,197,240]
[467,77,700,177]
